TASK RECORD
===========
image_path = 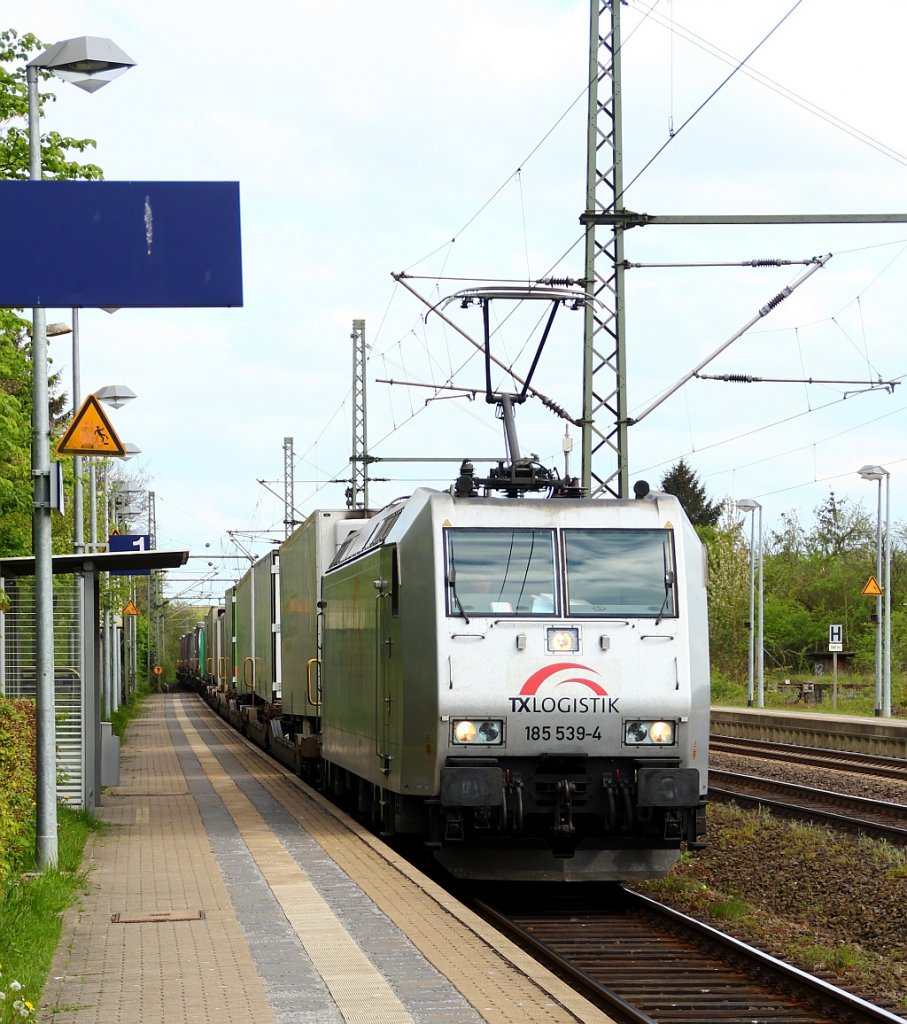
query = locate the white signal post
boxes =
[737,498,764,708]
[858,466,891,717]
[828,624,843,708]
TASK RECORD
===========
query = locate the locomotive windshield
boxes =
[564,528,676,618]
[445,526,677,618]
[446,529,556,615]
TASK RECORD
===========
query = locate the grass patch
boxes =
[646,874,706,899]
[791,939,871,972]
[109,685,150,739]
[709,893,752,922]
[0,805,102,1010]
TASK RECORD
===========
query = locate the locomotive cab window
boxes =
[446,528,557,616]
[564,528,677,618]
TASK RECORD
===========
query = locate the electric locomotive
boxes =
[192,467,708,882]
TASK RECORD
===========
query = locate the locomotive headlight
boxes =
[546,626,580,653]
[477,720,503,743]
[454,720,477,743]
[649,720,674,744]
[452,718,504,745]
[624,720,675,745]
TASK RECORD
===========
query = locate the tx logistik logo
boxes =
[509,662,620,714]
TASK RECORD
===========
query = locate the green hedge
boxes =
[0,699,36,877]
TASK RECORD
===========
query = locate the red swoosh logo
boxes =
[519,662,608,696]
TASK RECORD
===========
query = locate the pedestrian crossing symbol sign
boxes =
[57,394,126,456]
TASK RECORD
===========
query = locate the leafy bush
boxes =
[709,671,745,705]
[0,700,36,878]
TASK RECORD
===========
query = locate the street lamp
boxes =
[737,498,764,708]
[86,390,137,551]
[95,384,137,409]
[45,321,81,548]
[858,465,891,717]
[55,323,133,553]
[27,36,135,870]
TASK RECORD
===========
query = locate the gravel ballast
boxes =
[635,752,907,1015]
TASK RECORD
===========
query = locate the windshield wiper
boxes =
[654,570,675,626]
[447,562,471,624]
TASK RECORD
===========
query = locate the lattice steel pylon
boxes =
[283,436,295,538]
[348,319,369,510]
[581,0,628,498]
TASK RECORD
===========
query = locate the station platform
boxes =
[39,692,615,1024]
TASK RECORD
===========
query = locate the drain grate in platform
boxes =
[111,909,205,924]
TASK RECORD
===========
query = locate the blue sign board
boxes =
[108,533,152,576]
[0,181,242,307]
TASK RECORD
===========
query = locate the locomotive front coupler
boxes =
[552,778,576,837]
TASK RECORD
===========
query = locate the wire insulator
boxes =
[745,259,792,267]
[759,286,792,315]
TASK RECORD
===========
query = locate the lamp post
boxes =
[102,441,141,718]
[858,465,891,717]
[26,36,135,869]
[737,498,764,708]
[86,388,137,552]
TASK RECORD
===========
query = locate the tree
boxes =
[0,310,35,554]
[0,29,103,181]
[807,491,874,557]
[697,503,750,679]
[659,458,721,527]
[0,29,105,556]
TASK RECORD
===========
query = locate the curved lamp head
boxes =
[736,498,761,513]
[858,464,888,482]
[94,384,137,409]
[28,36,136,93]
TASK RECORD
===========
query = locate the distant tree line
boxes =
[660,459,899,681]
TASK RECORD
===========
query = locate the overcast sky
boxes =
[8,1,907,601]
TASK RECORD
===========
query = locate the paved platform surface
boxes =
[39,693,615,1024]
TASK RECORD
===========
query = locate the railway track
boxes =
[710,736,907,780]
[709,769,907,844]
[470,885,906,1024]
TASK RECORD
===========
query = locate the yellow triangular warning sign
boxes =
[862,575,883,596]
[123,600,139,616]
[57,395,126,457]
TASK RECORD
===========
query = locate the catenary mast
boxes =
[582,1,627,498]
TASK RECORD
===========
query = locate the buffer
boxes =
[57,395,126,457]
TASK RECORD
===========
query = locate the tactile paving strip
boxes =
[173,700,417,1024]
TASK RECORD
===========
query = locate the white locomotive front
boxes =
[319,485,709,882]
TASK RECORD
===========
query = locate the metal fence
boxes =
[0,573,85,806]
